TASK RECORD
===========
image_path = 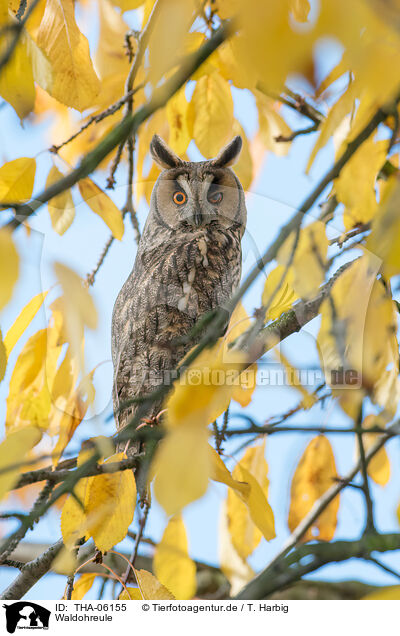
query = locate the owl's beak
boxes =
[193,206,203,226]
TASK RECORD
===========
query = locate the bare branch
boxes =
[4,20,234,230]
[235,532,400,599]
[0,539,63,601]
[236,420,398,599]
[122,502,150,586]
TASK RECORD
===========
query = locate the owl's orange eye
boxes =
[173,190,187,205]
[208,191,223,204]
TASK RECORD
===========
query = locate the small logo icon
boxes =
[3,602,50,633]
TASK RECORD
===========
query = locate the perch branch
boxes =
[235,422,398,599]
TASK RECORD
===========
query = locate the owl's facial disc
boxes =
[154,168,244,231]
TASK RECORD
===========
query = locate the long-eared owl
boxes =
[111,134,246,447]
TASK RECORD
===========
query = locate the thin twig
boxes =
[0,0,41,74]
[0,481,54,563]
[356,406,375,533]
[328,223,370,246]
[235,533,400,600]
[15,0,27,20]
[368,555,400,581]
[1,559,24,570]
[86,234,115,286]
[106,143,125,189]
[122,502,150,586]
[274,123,318,143]
[106,0,163,189]
[236,419,398,599]
[4,20,234,230]
[50,86,144,155]
[225,422,397,437]
[14,453,144,490]
[123,135,141,244]
[258,83,324,125]
[65,539,84,600]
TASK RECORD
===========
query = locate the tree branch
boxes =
[0,0,41,75]
[235,532,400,599]
[2,20,235,231]
[235,421,398,599]
[0,539,63,601]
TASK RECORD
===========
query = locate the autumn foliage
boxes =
[1,0,400,602]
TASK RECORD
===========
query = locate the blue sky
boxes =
[1,4,400,599]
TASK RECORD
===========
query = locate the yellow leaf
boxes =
[0,329,6,383]
[147,0,196,85]
[152,425,211,516]
[154,515,196,600]
[231,121,253,193]
[36,0,100,111]
[217,37,257,89]
[291,0,310,22]
[119,587,143,600]
[219,501,255,596]
[189,72,234,158]
[262,264,298,321]
[367,176,400,278]
[95,0,132,80]
[6,326,63,433]
[232,364,257,408]
[4,291,48,356]
[228,442,275,560]
[0,31,35,119]
[335,136,388,230]
[111,0,145,10]
[51,370,95,465]
[6,329,48,407]
[53,546,77,576]
[288,435,339,541]
[184,32,219,81]
[135,108,167,195]
[60,446,99,546]
[0,426,42,500]
[78,178,124,240]
[307,82,358,171]
[46,166,75,235]
[209,446,249,496]
[135,569,175,600]
[166,87,191,156]
[0,157,35,202]
[70,574,97,600]
[85,453,136,552]
[316,56,347,97]
[360,415,390,487]
[26,30,52,92]
[135,162,161,207]
[278,221,328,300]
[0,229,19,310]
[224,303,257,407]
[256,91,292,156]
[318,256,399,415]
[8,0,46,34]
[213,0,240,20]
[54,262,98,371]
[363,586,400,600]
[165,341,244,430]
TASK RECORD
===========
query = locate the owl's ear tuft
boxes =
[212,136,242,168]
[150,135,182,169]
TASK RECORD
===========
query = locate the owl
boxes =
[111,134,246,461]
